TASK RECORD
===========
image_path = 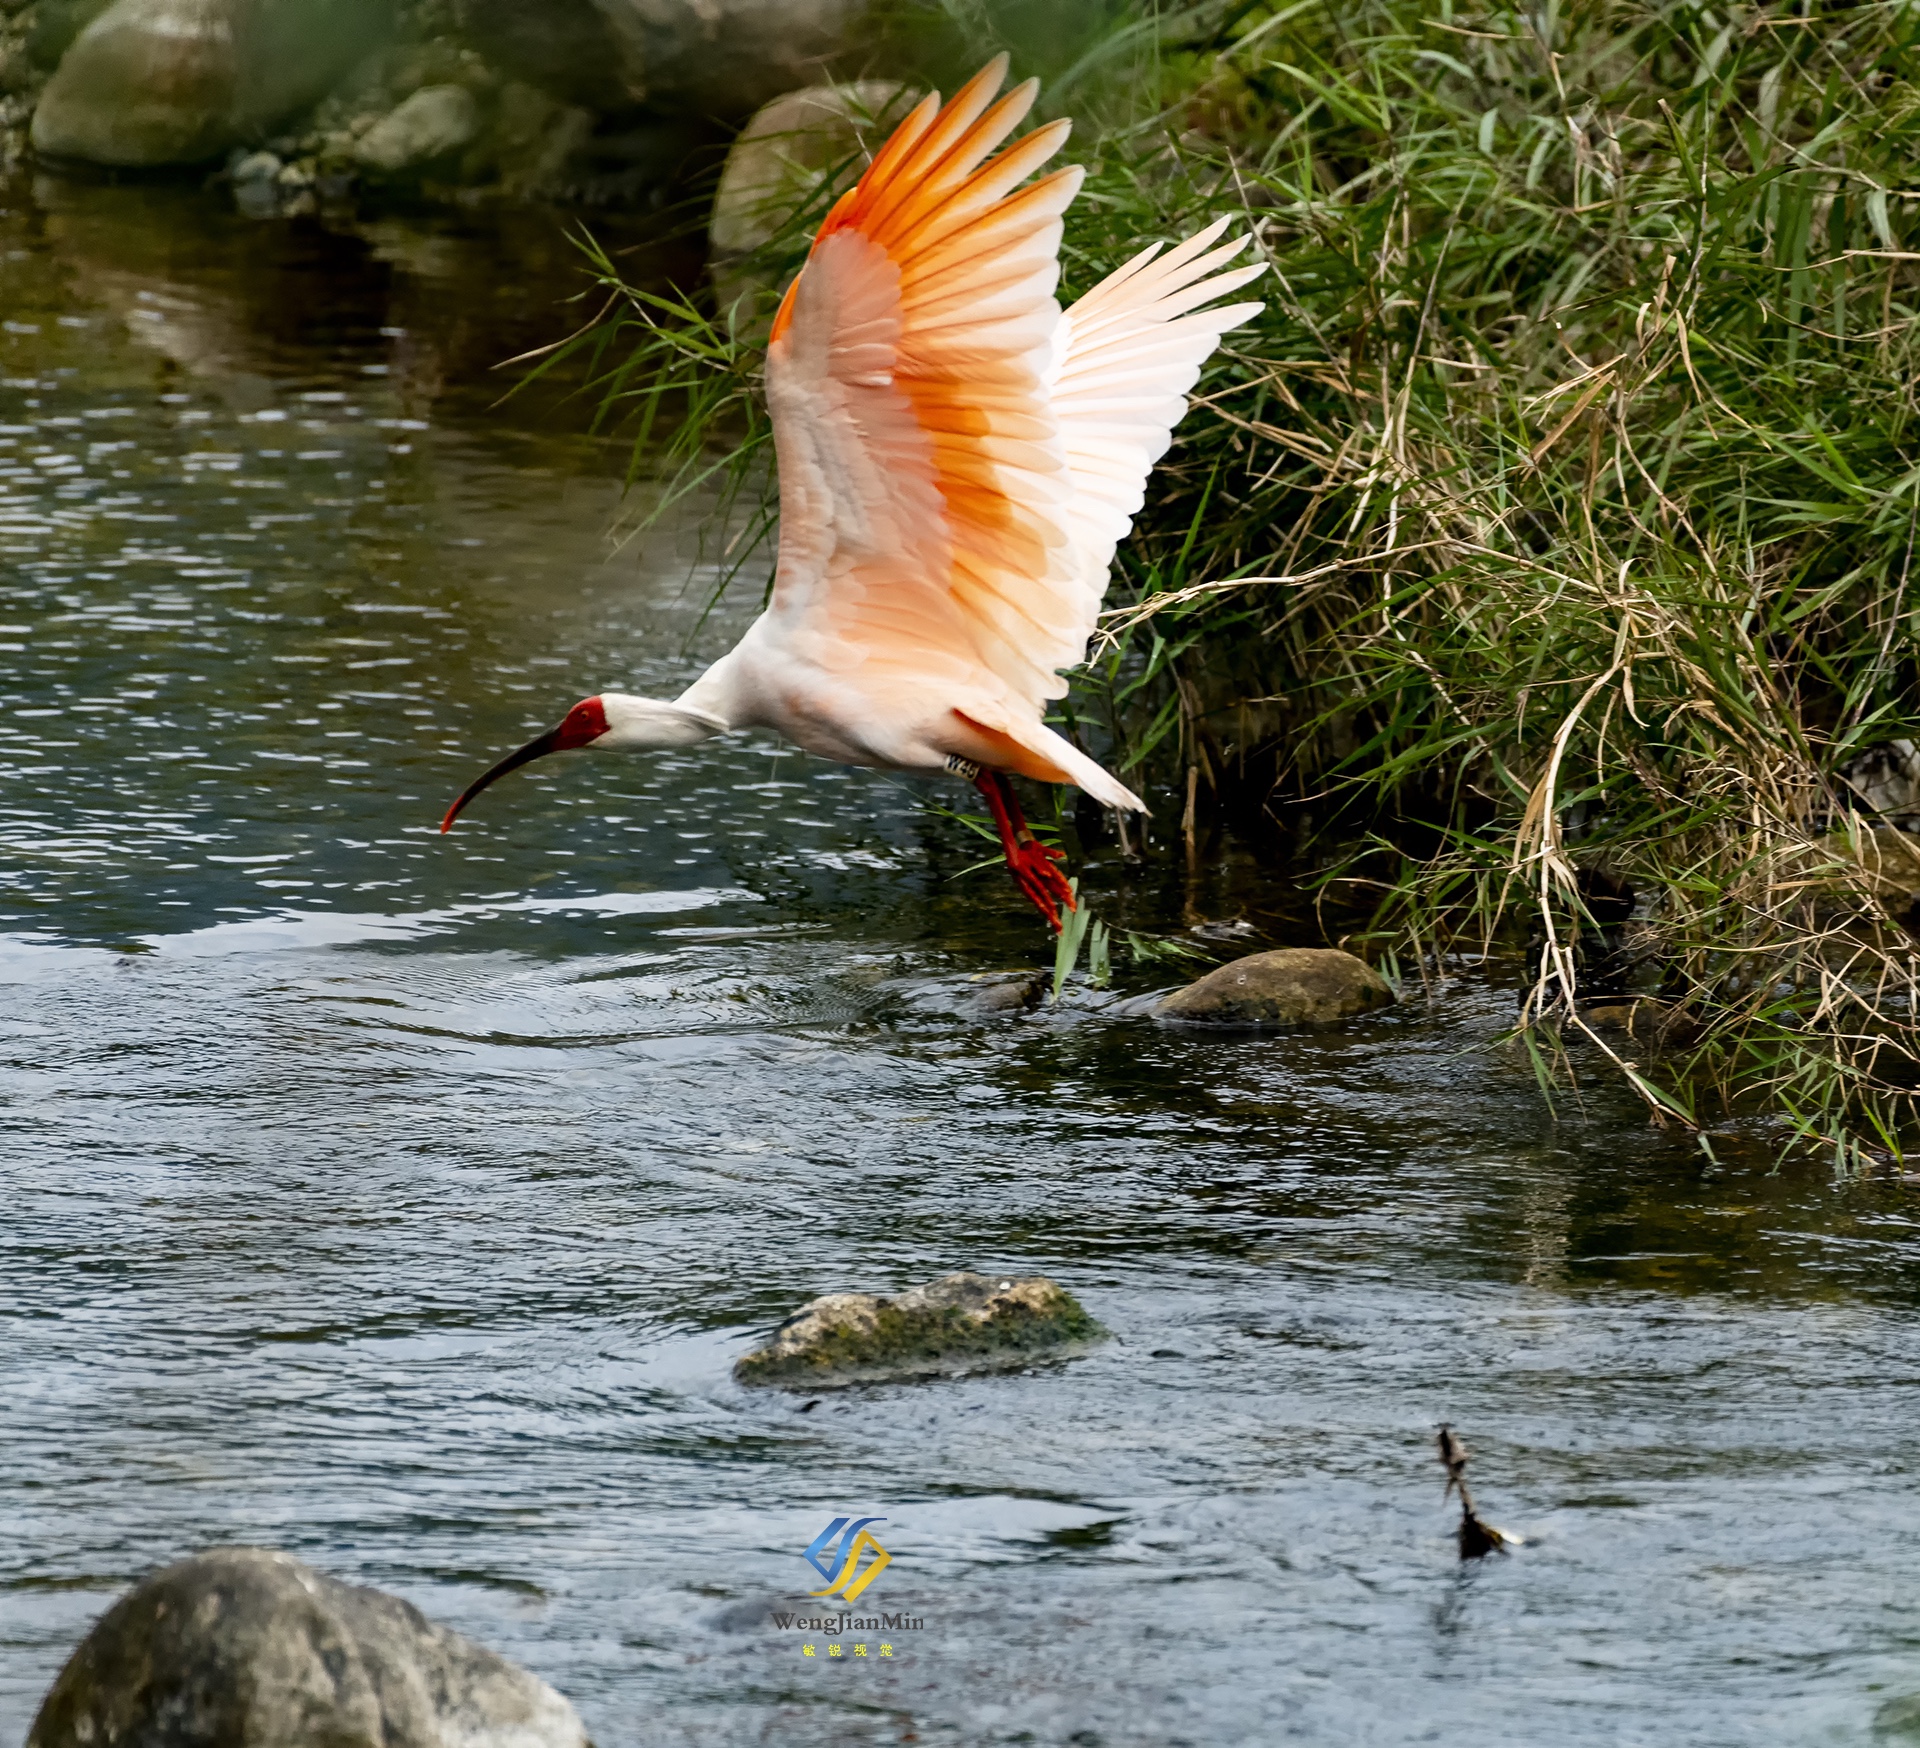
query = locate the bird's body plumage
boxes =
[443,56,1264,927]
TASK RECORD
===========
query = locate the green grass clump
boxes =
[558,0,1920,1164]
[1077,0,1920,1164]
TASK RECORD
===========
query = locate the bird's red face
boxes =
[548,696,611,750]
[439,696,609,833]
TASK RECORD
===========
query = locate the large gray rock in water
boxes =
[1155,947,1396,1027]
[735,1270,1105,1389]
[33,0,235,162]
[27,1547,589,1748]
[31,0,384,166]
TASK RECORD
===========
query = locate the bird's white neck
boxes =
[594,691,729,751]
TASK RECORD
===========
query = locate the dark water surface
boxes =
[5,174,1920,1748]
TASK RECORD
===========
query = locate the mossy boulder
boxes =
[1155,946,1395,1027]
[734,1270,1105,1388]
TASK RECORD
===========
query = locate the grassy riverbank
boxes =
[572,0,1920,1164]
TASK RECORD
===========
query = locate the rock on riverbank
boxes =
[13,0,880,192]
[735,1270,1106,1388]
[709,81,909,258]
[709,79,915,329]
[1155,947,1396,1027]
[27,1547,588,1748]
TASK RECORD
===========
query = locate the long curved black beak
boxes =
[439,725,563,833]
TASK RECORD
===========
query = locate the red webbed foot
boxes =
[970,768,1076,932]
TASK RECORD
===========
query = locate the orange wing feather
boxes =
[763,56,1082,708]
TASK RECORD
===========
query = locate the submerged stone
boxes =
[1155,946,1395,1027]
[970,970,1041,1013]
[229,145,281,214]
[1877,1693,1920,1737]
[27,1546,588,1748]
[734,1270,1105,1388]
[1577,996,1698,1044]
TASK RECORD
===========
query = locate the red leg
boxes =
[974,770,1076,932]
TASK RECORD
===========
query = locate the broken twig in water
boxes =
[1437,1424,1521,1559]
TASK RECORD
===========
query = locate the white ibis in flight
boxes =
[441,56,1264,929]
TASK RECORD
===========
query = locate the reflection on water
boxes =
[4,173,1920,1748]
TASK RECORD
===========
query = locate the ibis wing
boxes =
[1044,220,1267,677]
[763,58,1084,705]
[761,57,1264,717]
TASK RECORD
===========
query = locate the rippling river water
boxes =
[5,173,1920,1748]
